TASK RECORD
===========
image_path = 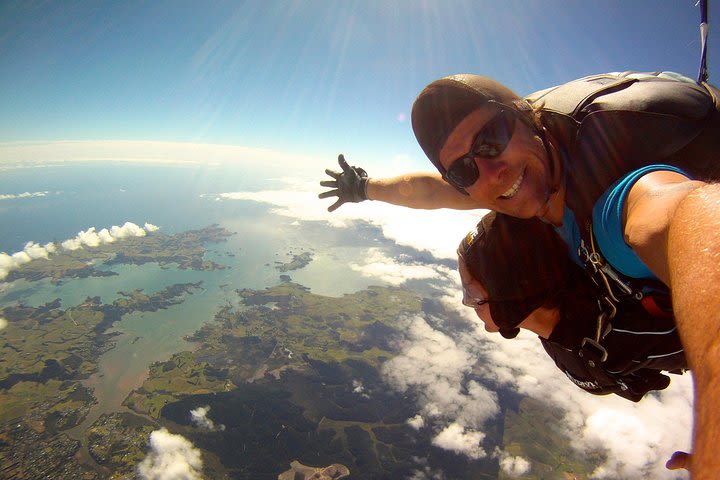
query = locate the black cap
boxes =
[458,212,570,338]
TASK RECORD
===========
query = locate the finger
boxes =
[318,189,340,199]
[325,168,341,180]
[338,154,351,172]
[328,199,344,212]
[665,451,691,470]
[319,180,338,188]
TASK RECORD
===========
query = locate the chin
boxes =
[497,200,538,220]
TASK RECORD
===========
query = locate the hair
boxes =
[458,212,575,338]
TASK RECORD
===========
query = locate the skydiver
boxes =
[320,71,720,477]
[457,211,686,402]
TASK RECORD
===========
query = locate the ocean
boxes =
[0,162,385,431]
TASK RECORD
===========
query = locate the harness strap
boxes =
[578,222,640,310]
[577,332,672,402]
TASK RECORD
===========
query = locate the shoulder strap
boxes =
[577,220,641,308]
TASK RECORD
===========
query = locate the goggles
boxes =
[444,108,516,191]
[462,295,489,309]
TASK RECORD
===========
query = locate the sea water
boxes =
[0,162,386,430]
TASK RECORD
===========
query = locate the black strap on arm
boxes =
[698,0,709,83]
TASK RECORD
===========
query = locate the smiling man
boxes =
[320,71,720,477]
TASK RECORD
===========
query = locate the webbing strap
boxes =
[577,222,639,317]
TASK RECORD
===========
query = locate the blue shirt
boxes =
[555,207,584,269]
[557,164,690,280]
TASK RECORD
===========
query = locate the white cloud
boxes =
[145,222,160,232]
[464,314,693,478]
[110,222,147,239]
[212,177,486,260]
[407,469,445,480]
[407,458,447,480]
[61,222,147,251]
[500,454,531,477]
[0,241,57,279]
[0,222,158,280]
[189,406,225,432]
[0,140,329,177]
[373,272,693,478]
[349,248,452,286]
[382,315,499,436]
[0,317,7,331]
[432,423,486,460]
[407,414,425,430]
[97,228,115,243]
[137,428,203,480]
[23,241,55,259]
[0,191,49,200]
[352,380,364,393]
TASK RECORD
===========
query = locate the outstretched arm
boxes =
[319,154,483,212]
[624,174,720,478]
[666,183,720,480]
[366,173,483,210]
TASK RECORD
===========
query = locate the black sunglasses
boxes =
[444,109,516,190]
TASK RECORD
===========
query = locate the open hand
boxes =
[318,154,369,212]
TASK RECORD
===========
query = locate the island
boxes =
[6,224,234,284]
[0,283,204,478]
[0,224,235,478]
[278,460,350,480]
[274,250,313,272]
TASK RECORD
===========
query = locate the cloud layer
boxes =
[0,140,329,177]
[0,191,49,200]
[207,178,693,478]
[0,221,159,280]
[349,248,452,286]
[384,288,693,479]
[213,178,485,260]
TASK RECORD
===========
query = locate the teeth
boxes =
[500,172,524,199]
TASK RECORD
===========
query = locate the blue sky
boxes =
[1,0,717,169]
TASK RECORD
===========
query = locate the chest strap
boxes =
[577,221,645,309]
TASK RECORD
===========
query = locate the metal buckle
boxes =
[581,337,609,363]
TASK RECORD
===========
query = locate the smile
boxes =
[499,171,524,199]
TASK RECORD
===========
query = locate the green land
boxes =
[0,225,232,479]
[274,250,314,272]
[0,224,600,479]
[5,225,233,284]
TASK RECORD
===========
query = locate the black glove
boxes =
[318,154,369,212]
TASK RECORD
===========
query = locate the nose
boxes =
[472,156,509,188]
